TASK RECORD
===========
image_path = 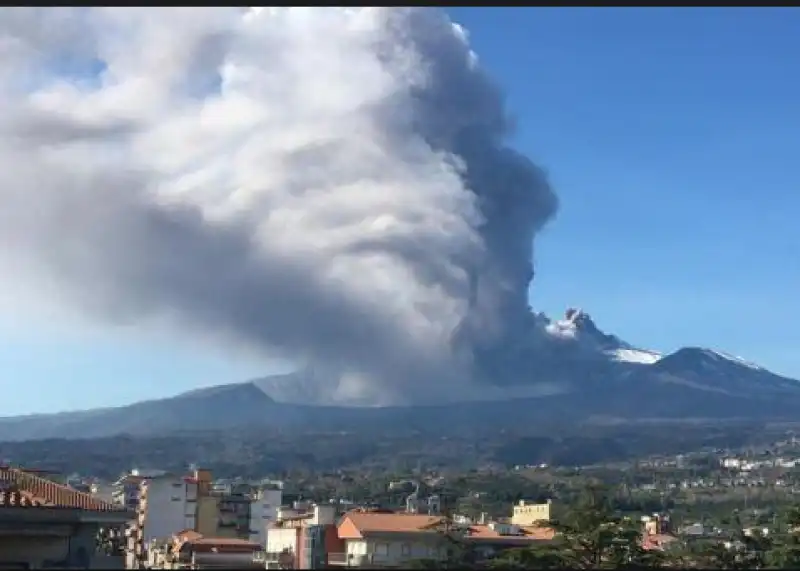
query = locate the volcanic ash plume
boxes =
[0,7,557,405]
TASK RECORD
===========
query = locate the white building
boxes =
[112,474,145,510]
[112,468,169,510]
[139,473,199,544]
[249,484,283,547]
[721,458,742,469]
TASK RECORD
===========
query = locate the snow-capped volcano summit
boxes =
[544,308,662,365]
[250,306,798,406]
[0,306,798,442]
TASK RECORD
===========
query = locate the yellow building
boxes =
[511,499,554,527]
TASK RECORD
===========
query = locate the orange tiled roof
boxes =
[185,536,262,554]
[521,525,556,540]
[0,467,124,511]
[191,537,261,547]
[175,529,204,542]
[642,533,678,551]
[342,511,444,536]
[465,524,555,541]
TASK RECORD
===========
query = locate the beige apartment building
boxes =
[511,498,555,527]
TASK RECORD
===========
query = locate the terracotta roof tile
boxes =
[520,525,556,540]
[466,524,555,541]
[186,537,263,554]
[191,537,261,546]
[0,467,124,512]
[643,533,678,551]
[343,511,444,535]
[175,529,204,542]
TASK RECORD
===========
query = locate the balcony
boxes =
[265,550,295,568]
[328,553,394,567]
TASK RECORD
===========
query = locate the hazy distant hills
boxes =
[1,309,798,442]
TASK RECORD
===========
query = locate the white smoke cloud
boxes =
[0,7,557,405]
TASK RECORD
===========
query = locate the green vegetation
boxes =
[413,485,800,569]
[0,420,787,481]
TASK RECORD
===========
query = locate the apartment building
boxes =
[90,482,117,505]
[110,469,170,511]
[265,503,341,569]
[249,483,283,547]
[641,513,678,551]
[111,473,145,511]
[463,521,555,561]
[129,469,216,565]
[510,498,556,527]
[332,511,448,567]
[217,488,252,539]
[129,469,281,566]
[331,508,555,568]
[0,466,134,569]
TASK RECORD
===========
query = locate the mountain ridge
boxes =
[0,308,797,442]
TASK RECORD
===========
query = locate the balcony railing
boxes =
[328,552,348,565]
[328,553,394,567]
[265,550,296,567]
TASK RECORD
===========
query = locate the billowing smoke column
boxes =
[0,7,557,405]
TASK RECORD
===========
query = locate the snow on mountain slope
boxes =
[649,347,800,396]
[701,349,763,371]
[545,308,662,364]
[254,307,798,405]
[611,348,662,365]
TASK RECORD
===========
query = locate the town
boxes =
[4,436,800,569]
[0,3,797,570]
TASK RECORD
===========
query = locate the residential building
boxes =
[248,483,283,547]
[461,521,555,561]
[266,524,302,569]
[641,513,678,552]
[511,499,555,527]
[679,522,714,537]
[111,473,146,510]
[168,530,266,569]
[90,482,116,505]
[129,468,280,565]
[642,513,671,536]
[216,487,252,540]
[332,511,449,567]
[138,473,201,543]
[129,469,215,565]
[331,507,556,568]
[0,465,134,569]
[265,503,341,569]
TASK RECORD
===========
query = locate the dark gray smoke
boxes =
[0,7,557,405]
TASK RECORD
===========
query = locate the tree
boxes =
[488,543,568,569]
[690,541,739,569]
[765,506,800,568]
[491,484,670,570]
[686,510,773,570]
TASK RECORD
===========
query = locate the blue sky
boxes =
[1,7,798,415]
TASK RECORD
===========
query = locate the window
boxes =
[374,543,389,556]
[172,482,183,488]
[171,497,182,502]
[401,543,411,556]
